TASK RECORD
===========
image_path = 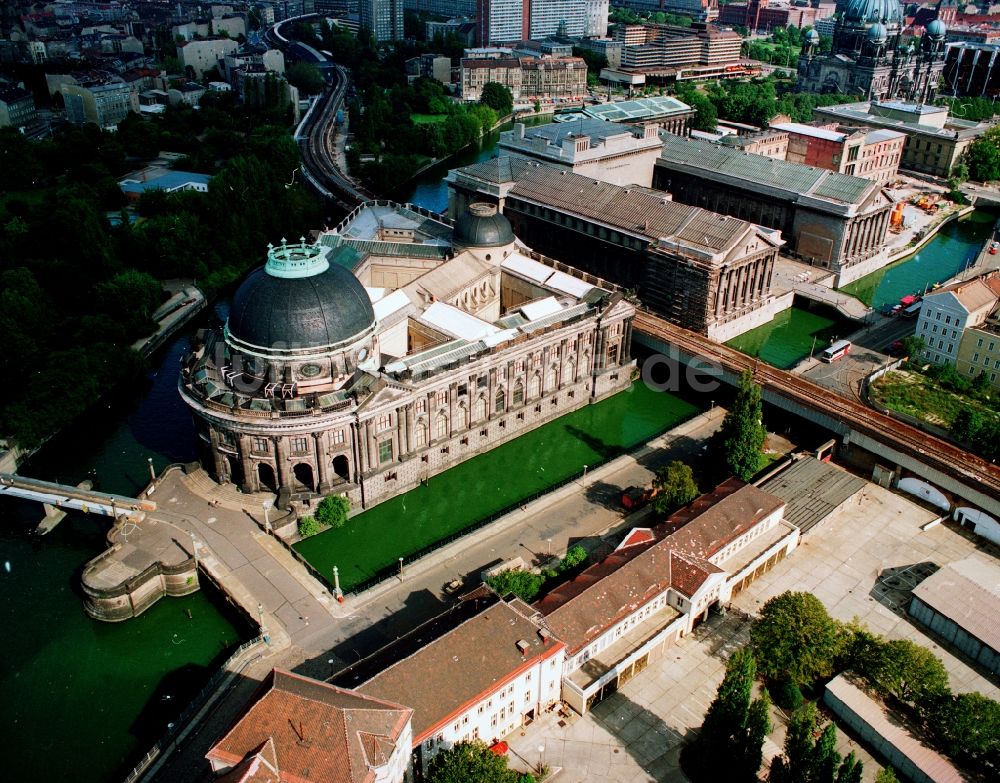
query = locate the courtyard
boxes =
[506,481,1000,782]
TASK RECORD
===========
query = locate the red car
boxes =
[621,485,658,510]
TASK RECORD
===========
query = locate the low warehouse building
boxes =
[824,674,963,783]
[908,555,1000,676]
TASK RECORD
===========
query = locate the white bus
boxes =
[820,340,851,363]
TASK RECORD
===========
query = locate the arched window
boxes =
[435,413,449,439]
[512,380,524,405]
[413,420,427,448]
[529,374,541,399]
[474,395,487,421]
[494,388,505,413]
[545,363,558,390]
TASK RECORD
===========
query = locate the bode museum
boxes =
[179,201,636,509]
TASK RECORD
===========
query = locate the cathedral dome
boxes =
[843,0,904,27]
[452,202,515,248]
[867,23,888,43]
[926,19,947,39]
[227,240,375,353]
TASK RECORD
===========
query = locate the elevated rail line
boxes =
[633,310,1000,513]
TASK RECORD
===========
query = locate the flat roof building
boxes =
[770,121,906,184]
[447,157,784,340]
[576,95,694,136]
[654,133,894,283]
[499,118,664,187]
[811,100,994,179]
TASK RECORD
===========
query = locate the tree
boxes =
[557,545,587,572]
[750,592,840,687]
[683,648,771,782]
[769,703,862,783]
[480,82,513,116]
[861,638,950,706]
[951,407,984,442]
[901,335,926,365]
[717,370,766,481]
[426,740,524,783]
[927,692,1000,775]
[965,129,1000,181]
[486,569,545,602]
[316,495,350,528]
[874,769,899,783]
[286,62,325,95]
[651,460,699,516]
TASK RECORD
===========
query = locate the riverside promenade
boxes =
[145,406,730,782]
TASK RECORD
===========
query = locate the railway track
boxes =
[633,310,1000,498]
[267,16,371,206]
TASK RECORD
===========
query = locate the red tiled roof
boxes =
[537,480,785,652]
[356,599,563,742]
[206,670,412,783]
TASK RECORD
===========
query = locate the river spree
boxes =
[0,314,251,783]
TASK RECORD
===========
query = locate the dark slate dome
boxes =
[844,0,903,26]
[228,242,375,352]
[453,202,515,248]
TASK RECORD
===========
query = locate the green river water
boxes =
[295,381,698,590]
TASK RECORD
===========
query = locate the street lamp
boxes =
[332,565,343,602]
[582,464,588,483]
[257,601,270,645]
[537,744,545,775]
[398,557,404,579]
[262,499,273,532]
[147,457,156,482]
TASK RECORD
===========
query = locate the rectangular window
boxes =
[375,414,391,432]
[332,430,345,445]
[290,436,309,454]
[378,439,392,464]
[935,311,941,320]
[415,398,427,414]
[932,324,938,333]
[991,342,997,352]
[436,390,449,407]
[945,315,952,325]
[477,375,488,388]
[252,437,269,453]
[974,353,981,363]
[978,338,984,348]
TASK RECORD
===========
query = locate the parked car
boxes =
[621,485,657,510]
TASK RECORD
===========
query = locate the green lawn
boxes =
[294,381,699,591]
[871,370,997,428]
[411,113,447,125]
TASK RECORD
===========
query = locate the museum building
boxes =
[179,202,635,509]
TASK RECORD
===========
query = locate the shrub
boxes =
[316,495,350,528]
[772,679,805,711]
[486,569,546,602]
[558,545,587,573]
[298,515,323,538]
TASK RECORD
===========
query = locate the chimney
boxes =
[516,639,530,655]
[538,628,550,642]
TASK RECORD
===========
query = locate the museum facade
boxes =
[179,202,635,509]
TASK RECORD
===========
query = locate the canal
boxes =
[727,210,997,368]
[841,210,996,309]
[294,380,699,591]
[0,311,253,783]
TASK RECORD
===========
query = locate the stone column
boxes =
[353,422,367,476]
[238,434,254,492]
[274,436,291,490]
[209,429,227,481]
[315,432,331,492]
[365,420,377,471]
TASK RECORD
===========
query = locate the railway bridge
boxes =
[633,310,1000,517]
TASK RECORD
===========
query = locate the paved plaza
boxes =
[507,482,1000,783]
